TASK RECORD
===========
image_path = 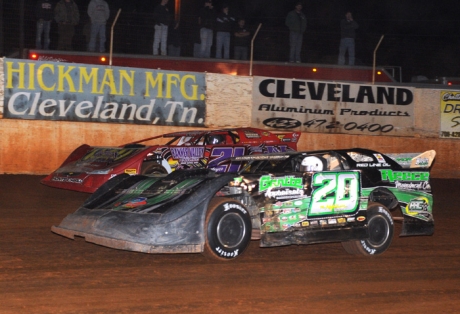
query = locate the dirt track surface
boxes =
[1,175,459,313]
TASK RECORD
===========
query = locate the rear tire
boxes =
[342,203,394,256]
[203,197,252,261]
[140,162,167,175]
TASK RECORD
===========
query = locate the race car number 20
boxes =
[309,172,360,216]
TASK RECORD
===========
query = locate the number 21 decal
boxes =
[309,171,360,216]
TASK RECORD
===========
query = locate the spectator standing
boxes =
[338,11,358,66]
[87,0,110,52]
[35,0,54,50]
[233,18,250,60]
[168,21,181,57]
[198,0,215,58]
[285,1,307,63]
[152,0,171,56]
[215,4,235,59]
[54,0,79,51]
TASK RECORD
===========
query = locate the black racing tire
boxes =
[203,197,252,261]
[140,162,168,175]
[342,203,394,256]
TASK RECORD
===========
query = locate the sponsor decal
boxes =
[4,59,206,126]
[215,247,239,258]
[328,218,337,224]
[114,197,147,209]
[124,169,137,175]
[259,175,303,192]
[265,188,304,199]
[380,169,429,182]
[223,202,247,214]
[337,217,346,224]
[244,130,261,139]
[360,240,377,254]
[170,147,205,163]
[374,154,386,163]
[319,220,327,226]
[378,206,394,225]
[347,217,356,222]
[301,221,310,227]
[394,181,431,191]
[440,91,460,139]
[356,162,390,168]
[405,197,432,221]
[51,176,83,184]
[415,158,429,167]
[357,216,366,222]
[253,78,414,136]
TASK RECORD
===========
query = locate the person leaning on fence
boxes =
[338,11,358,66]
[285,1,307,63]
[198,0,216,58]
[54,0,79,51]
[87,0,110,53]
[152,0,171,56]
[35,0,54,50]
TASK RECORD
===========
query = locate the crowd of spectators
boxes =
[32,0,358,65]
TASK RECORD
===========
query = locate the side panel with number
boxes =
[207,147,246,172]
[309,171,361,217]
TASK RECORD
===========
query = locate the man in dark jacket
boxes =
[198,0,215,58]
[54,0,79,51]
[233,18,250,60]
[285,2,307,63]
[35,0,54,50]
[153,0,171,56]
[338,11,359,66]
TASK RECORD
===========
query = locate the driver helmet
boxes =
[300,156,324,172]
[208,134,225,144]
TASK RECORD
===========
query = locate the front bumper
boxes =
[52,206,206,254]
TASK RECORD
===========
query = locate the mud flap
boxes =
[400,218,434,236]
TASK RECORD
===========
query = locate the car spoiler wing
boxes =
[386,150,436,169]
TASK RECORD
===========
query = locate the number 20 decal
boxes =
[309,172,360,216]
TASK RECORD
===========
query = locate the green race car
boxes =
[52,148,435,260]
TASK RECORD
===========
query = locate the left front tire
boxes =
[203,197,252,261]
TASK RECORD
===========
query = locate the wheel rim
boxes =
[216,212,246,249]
[367,215,390,248]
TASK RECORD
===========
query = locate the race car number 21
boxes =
[309,172,360,216]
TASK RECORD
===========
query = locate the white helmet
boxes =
[300,156,324,172]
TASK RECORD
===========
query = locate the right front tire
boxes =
[203,197,252,261]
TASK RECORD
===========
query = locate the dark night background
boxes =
[1,0,459,82]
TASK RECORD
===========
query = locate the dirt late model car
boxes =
[41,128,300,193]
[52,148,435,260]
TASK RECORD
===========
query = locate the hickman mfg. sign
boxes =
[252,77,415,136]
[3,58,206,126]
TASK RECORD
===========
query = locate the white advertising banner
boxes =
[252,77,415,137]
[440,90,460,139]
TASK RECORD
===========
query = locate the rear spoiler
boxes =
[387,150,436,169]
